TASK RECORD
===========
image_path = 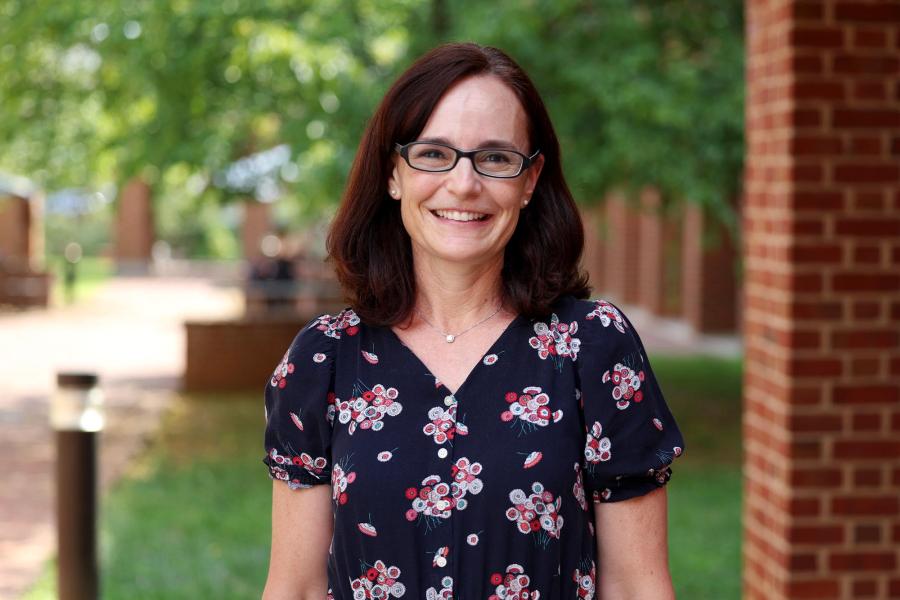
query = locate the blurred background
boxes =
[2,1,748,598]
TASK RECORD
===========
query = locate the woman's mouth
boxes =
[431,209,490,222]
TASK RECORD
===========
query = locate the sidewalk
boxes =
[0,276,242,599]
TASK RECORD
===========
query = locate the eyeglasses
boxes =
[395,141,540,179]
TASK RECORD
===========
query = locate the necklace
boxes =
[414,304,503,343]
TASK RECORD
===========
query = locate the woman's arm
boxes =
[262,482,333,600]
[593,487,675,600]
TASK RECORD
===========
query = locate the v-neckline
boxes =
[386,314,525,397]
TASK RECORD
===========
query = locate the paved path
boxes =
[0,280,739,599]
[0,277,242,599]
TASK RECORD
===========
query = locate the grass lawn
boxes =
[26,354,742,599]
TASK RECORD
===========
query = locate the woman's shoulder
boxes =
[305,307,365,340]
[538,296,631,334]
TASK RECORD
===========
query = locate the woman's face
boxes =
[388,75,544,270]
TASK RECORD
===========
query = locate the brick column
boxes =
[581,203,607,294]
[681,202,739,332]
[0,195,30,267]
[743,1,900,599]
[114,178,155,273]
[242,200,272,260]
[603,190,641,303]
[637,186,682,317]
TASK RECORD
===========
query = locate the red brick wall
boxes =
[743,1,900,598]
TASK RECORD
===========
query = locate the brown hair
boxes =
[327,42,589,326]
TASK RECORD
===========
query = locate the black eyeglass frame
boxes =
[394,141,541,179]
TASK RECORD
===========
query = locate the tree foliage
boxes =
[0,0,744,246]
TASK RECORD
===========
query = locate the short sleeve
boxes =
[577,300,685,503]
[262,315,337,489]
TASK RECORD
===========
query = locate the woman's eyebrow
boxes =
[416,136,520,150]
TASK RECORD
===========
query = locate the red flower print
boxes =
[269,349,295,388]
[488,564,540,600]
[585,299,627,334]
[315,309,361,340]
[528,313,581,369]
[602,358,645,410]
[573,560,596,600]
[505,482,563,548]
[336,384,403,434]
[501,386,562,436]
[584,422,612,464]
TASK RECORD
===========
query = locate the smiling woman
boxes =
[262,43,684,600]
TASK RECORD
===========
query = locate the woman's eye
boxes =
[414,147,447,160]
[480,152,512,164]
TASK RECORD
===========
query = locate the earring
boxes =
[390,189,398,198]
[521,200,529,208]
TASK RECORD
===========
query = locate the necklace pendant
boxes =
[446,334,455,343]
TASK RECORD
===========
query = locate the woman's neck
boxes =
[411,253,507,332]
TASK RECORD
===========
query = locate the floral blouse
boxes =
[263,296,684,600]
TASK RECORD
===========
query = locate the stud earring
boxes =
[390,189,398,197]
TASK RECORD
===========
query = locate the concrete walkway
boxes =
[0,278,739,599]
[0,276,242,599]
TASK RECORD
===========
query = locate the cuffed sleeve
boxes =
[262,315,338,489]
[577,300,685,503]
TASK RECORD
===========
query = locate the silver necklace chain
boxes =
[414,304,503,343]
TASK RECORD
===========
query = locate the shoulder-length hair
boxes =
[327,42,589,326]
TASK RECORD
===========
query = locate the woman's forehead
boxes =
[418,75,530,149]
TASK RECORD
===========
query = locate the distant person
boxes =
[262,43,684,599]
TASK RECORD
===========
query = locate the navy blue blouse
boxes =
[263,296,684,600]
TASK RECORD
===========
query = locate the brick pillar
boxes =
[0,195,30,267]
[743,2,900,599]
[581,203,607,295]
[681,202,738,332]
[603,190,641,303]
[637,186,682,317]
[114,178,154,273]
[242,200,272,260]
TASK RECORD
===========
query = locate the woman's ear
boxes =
[387,165,401,200]
[523,154,545,198]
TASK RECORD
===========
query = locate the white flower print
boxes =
[270,349,294,388]
[336,384,402,434]
[426,576,454,600]
[423,401,468,445]
[586,299,627,334]
[584,422,612,464]
[572,463,587,511]
[528,313,580,368]
[505,481,563,548]
[405,458,483,528]
[267,448,327,484]
[315,309,361,339]
[573,560,596,600]
[500,386,562,436]
[331,460,357,506]
[488,564,541,600]
[602,359,645,410]
[349,561,405,599]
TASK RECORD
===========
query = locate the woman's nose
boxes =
[445,156,482,197]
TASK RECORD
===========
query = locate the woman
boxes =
[263,43,683,600]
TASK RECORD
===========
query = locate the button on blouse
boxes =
[263,296,685,600]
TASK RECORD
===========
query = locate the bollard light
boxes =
[52,372,104,432]
[53,372,103,600]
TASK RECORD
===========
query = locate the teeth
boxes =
[434,209,487,222]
